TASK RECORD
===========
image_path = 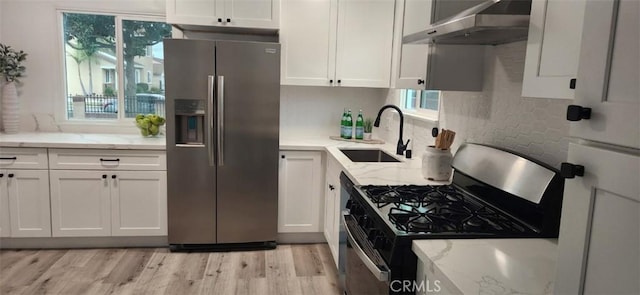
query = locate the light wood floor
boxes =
[0,244,340,295]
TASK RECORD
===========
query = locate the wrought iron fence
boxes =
[67,94,166,119]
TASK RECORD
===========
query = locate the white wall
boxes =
[379,41,571,168]
[0,0,165,133]
[280,86,387,138]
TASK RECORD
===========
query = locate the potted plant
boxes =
[0,43,27,134]
[363,118,373,140]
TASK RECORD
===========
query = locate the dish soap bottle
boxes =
[345,109,353,139]
[355,110,364,140]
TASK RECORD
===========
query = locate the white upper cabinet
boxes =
[522,0,586,99]
[225,0,280,29]
[281,0,396,88]
[167,0,279,29]
[570,0,639,149]
[281,0,337,86]
[396,0,431,89]
[334,0,396,88]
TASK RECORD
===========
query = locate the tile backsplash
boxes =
[379,41,571,169]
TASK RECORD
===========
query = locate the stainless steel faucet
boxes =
[374,104,410,156]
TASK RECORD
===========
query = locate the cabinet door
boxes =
[0,170,10,237]
[50,170,111,237]
[325,155,342,267]
[396,0,431,89]
[167,0,225,26]
[111,171,167,236]
[522,0,585,99]
[281,0,338,86]
[570,0,639,149]
[335,0,395,88]
[555,143,639,294]
[278,151,323,233]
[7,170,51,237]
[225,0,279,29]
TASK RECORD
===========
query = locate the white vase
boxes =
[1,81,20,134]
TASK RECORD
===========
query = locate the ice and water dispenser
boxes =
[174,99,206,145]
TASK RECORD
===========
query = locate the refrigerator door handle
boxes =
[217,75,225,167]
[208,75,215,167]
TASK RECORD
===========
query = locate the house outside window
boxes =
[399,89,441,121]
[62,12,171,121]
[147,71,152,83]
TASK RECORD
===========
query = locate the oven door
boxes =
[343,212,390,295]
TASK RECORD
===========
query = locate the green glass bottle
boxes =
[340,109,347,138]
[345,110,353,139]
[355,110,364,140]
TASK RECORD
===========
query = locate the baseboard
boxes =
[0,236,168,249]
[277,232,326,244]
[1,233,326,249]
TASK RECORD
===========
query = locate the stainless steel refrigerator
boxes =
[164,39,280,251]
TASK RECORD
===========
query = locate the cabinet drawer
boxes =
[0,147,48,169]
[49,149,166,171]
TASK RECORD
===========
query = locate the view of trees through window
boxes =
[63,13,171,120]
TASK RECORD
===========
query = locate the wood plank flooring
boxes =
[0,244,340,295]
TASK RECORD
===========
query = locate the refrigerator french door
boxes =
[164,39,280,249]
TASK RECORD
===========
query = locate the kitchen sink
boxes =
[339,149,400,163]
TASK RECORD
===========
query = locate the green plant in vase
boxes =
[363,118,373,140]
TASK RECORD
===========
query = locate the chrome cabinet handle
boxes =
[342,213,389,282]
[217,75,225,167]
[208,75,215,167]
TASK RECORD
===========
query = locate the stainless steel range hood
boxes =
[403,0,531,45]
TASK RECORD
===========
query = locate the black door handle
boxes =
[8,173,14,178]
[417,79,425,85]
[566,105,591,121]
[102,174,107,179]
[100,158,120,162]
[281,155,285,159]
[218,18,222,23]
[337,80,341,84]
[0,174,3,178]
[329,79,333,83]
[112,175,117,179]
[0,157,17,160]
[226,18,231,23]
[329,185,335,191]
[560,163,585,179]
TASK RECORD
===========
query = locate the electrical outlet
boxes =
[385,116,392,131]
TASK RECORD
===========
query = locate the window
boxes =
[62,12,171,121]
[399,89,440,121]
[135,69,141,84]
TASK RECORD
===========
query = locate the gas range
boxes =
[357,184,537,236]
[342,143,566,295]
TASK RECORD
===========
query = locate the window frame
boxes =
[56,9,167,128]
[398,89,440,122]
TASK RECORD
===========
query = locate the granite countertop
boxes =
[0,132,166,150]
[412,239,558,295]
[281,136,448,186]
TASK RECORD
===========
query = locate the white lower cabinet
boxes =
[50,170,167,237]
[0,169,51,237]
[50,170,112,237]
[323,154,342,267]
[111,171,167,236]
[278,151,323,233]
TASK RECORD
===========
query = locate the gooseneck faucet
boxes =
[374,104,410,156]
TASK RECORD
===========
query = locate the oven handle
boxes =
[342,213,389,282]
